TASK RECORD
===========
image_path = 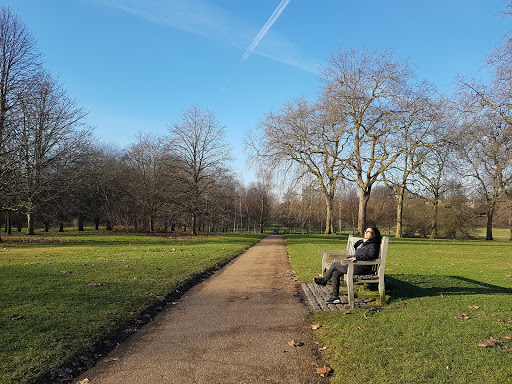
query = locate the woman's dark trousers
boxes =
[323,261,348,297]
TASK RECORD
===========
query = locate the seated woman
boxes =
[314,227,382,304]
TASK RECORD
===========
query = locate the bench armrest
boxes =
[318,250,350,256]
[341,259,382,266]
[319,249,351,264]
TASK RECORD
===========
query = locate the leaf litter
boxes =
[315,365,332,377]
[478,337,512,351]
[288,340,305,347]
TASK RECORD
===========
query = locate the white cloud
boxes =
[99,0,231,37]
[97,0,318,73]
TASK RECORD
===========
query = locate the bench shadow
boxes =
[384,275,512,301]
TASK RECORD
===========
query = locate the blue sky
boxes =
[1,0,510,184]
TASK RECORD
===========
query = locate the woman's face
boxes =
[364,228,375,239]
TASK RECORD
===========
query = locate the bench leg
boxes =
[346,268,355,309]
[378,277,385,304]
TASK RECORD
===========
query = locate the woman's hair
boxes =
[370,226,382,244]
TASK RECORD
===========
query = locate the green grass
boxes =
[285,233,512,384]
[0,230,265,384]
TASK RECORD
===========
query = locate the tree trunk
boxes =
[486,205,494,241]
[27,212,35,235]
[94,216,100,230]
[78,217,85,231]
[324,193,334,235]
[192,213,197,235]
[59,222,64,232]
[338,197,342,234]
[6,210,11,234]
[395,185,405,238]
[357,186,371,235]
[259,195,265,234]
[239,199,243,231]
[430,199,439,239]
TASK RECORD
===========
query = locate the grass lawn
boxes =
[285,232,512,384]
[0,230,265,384]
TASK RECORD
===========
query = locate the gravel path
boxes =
[74,235,328,384]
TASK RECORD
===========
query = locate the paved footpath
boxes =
[75,235,328,384]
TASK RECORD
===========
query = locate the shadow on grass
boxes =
[385,274,512,302]
[2,231,266,248]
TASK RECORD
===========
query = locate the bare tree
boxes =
[455,111,512,240]
[198,170,239,232]
[413,140,456,239]
[382,88,448,237]
[321,46,415,234]
[168,105,230,235]
[15,72,88,234]
[248,98,347,234]
[0,7,41,239]
[455,34,512,240]
[246,171,273,233]
[93,145,133,231]
[124,133,167,232]
[35,130,96,232]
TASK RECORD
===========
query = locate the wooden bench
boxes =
[318,235,389,308]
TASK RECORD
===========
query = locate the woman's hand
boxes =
[347,256,356,262]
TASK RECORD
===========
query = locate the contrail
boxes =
[241,0,292,62]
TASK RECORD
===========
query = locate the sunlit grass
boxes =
[285,232,512,384]
[0,230,265,384]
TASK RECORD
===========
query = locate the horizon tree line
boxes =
[2,6,511,240]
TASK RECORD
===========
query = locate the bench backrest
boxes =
[346,234,363,254]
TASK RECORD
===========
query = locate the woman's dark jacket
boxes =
[352,238,381,275]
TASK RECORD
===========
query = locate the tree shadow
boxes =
[385,274,512,301]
